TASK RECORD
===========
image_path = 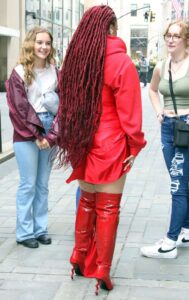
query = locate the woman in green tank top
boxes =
[140,20,189,259]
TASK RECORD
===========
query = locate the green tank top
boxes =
[159,60,189,110]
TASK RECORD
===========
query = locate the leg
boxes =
[160,117,189,241]
[33,147,52,238]
[167,147,189,241]
[75,186,81,213]
[144,72,147,86]
[141,117,177,258]
[14,141,39,242]
[94,175,126,294]
[95,192,122,293]
[33,112,54,240]
[140,72,145,85]
[70,185,96,277]
[141,117,189,258]
[182,198,189,229]
[70,175,126,286]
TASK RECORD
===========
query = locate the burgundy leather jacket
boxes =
[5,69,58,147]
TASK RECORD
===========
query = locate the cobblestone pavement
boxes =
[0,87,189,300]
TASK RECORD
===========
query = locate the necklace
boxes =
[171,53,188,64]
[170,58,187,74]
[171,58,185,64]
[171,63,184,74]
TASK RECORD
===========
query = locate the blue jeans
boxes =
[14,112,54,241]
[161,115,189,241]
[76,186,81,213]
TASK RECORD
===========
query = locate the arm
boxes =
[6,73,44,141]
[44,114,59,147]
[113,62,146,157]
[149,62,164,122]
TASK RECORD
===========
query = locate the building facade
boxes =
[84,0,189,61]
[0,0,84,91]
[1,0,189,91]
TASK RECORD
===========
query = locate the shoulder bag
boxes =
[35,67,59,116]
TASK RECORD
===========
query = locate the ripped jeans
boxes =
[161,115,189,241]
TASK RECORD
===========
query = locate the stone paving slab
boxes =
[0,88,189,299]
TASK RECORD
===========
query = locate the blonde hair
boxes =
[164,20,189,41]
[17,26,56,85]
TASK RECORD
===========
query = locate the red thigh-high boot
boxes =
[70,189,96,279]
[95,192,122,295]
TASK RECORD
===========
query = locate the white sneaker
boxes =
[140,237,177,259]
[176,228,189,248]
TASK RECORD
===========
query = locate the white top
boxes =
[15,64,58,113]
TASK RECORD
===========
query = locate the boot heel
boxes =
[95,280,100,295]
[71,267,75,280]
[100,280,108,290]
[70,263,84,280]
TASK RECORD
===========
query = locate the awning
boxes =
[0,26,20,37]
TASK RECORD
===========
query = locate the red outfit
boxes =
[67,36,146,184]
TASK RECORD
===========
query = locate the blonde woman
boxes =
[5,27,58,248]
[141,21,189,259]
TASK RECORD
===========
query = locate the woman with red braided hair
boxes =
[58,5,146,295]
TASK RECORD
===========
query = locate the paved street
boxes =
[0,87,189,300]
[0,92,13,145]
[0,93,14,163]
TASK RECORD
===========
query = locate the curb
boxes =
[0,150,14,164]
[0,142,14,164]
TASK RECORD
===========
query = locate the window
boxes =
[25,0,40,30]
[53,25,63,68]
[131,28,148,38]
[80,2,84,19]
[131,4,137,17]
[41,0,53,21]
[25,0,84,67]
[63,0,72,28]
[130,28,148,57]
[72,0,80,29]
[53,0,62,25]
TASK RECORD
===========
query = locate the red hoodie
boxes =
[67,35,146,184]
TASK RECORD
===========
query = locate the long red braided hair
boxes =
[57,5,116,168]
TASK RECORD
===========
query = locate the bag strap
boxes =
[168,60,178,116]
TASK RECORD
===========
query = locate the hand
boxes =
[36,138,50,150]
[156,112,164,123]
[123,155,135,171]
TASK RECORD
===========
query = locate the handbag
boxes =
[41,91,59,116]
[35,69,59,116]
[168,61,189,147]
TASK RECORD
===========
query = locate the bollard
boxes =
[0,110,2,153]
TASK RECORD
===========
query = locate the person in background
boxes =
[5,27,58,248]
[139,55,149,87]
[57,5,146,295]
[141,20,189,259]
[75,186,81,213]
